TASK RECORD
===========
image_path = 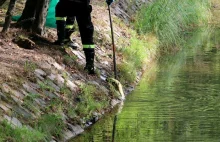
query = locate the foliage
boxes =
[24,61,37,74]
[0,120,45,142]
[135,0,211,49]
[118,32,157,84]
[35,114,65,140]
[117,62,136,84]
[76,84,109,117]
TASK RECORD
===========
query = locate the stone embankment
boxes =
[0,0,150,141]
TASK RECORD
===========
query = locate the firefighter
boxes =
[55,0,114,74]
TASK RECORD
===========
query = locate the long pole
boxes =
[112,115,118,142]
[108,5,117,79]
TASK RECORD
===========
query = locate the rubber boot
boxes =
[54,20,66,46]
[84,48,95,75]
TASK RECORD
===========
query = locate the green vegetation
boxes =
[135,0,211,49]
[118,32,158,84]
[35,114,65,140]
[76,84,109,117]
[0,120,45,142]
[118,0,211,84]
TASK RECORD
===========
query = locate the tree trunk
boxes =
[17,0,37,31]
[0,0,7,7]
[17,0,50,35]
[32,0,50,35]
[2,0,16,33]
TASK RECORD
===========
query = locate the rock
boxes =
[35,69,46,76]
[14,107,33,119]
[34,69,46,80]
[43,91,57,99]
[35,73,44,80]
[38,61,52,69]
[1,83,11,93]
[55,74,65,87]
[0,101,11,112]
[74,80,84,86]
[1,83,24,104]
[111,99,120,107]
[47,73,56,81]
[23,82,39,94]
[101,61,109,66]
[47,80,60,92]
[66,48,84,60]
[4,115,22,128]
[0,92,8,102]
[34,98,46,107]
[66,80,77,92]
[100,75,107,81]
[11,90,25,100]
[71,125,84,135]
[19,89,29,97]
[63,130,75,141]
[52,62,64,71]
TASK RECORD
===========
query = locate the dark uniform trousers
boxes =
[55,0,95,74]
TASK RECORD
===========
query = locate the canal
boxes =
[72,27,220,142]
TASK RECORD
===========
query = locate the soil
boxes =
[0,0,130,85]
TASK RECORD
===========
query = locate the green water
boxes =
[72,27,220,142]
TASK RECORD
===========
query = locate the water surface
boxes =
[72,27,220,142]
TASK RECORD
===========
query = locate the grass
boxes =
[38,79,56,93]
[117,31,158,84]
[35,114,65,140]
[0,120,45,142]
[135,0,211,50]
[76,83,109,118]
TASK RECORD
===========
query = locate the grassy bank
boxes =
[117,0,211,84]
[134,0,211,50]
[0,0,214,141]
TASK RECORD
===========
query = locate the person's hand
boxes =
[106,0,114,5]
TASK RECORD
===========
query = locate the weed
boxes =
[118,33,150,84]
[0,120,46,142]
[23,61,37,79]
[38,79,56,93]
[135,0,211,49]
[60,85,72,98]
[35,114,65,140]
[63,55,77,67]
[117,62,136,84]
[76,84,109,117]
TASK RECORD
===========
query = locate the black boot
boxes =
[84,48,95,75]
[54,20,66,46]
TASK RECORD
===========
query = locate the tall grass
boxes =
[135,0,211,49]
[76,84,109,117]
[118,32,158,84]
[0,120,45,142]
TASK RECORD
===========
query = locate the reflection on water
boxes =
[72,27,220,142]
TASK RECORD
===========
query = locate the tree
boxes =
[1,0,17,33]
[17,0,50,35]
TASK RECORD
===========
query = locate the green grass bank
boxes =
[117,0,211,85]
[0,0,213,141]
[134,0,211,50]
